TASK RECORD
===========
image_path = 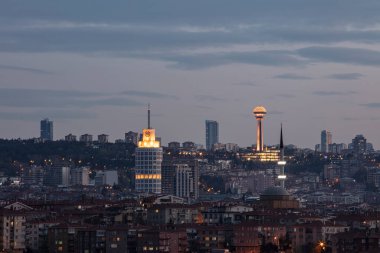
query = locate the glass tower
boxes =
[205,120,219,150]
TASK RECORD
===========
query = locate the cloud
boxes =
[232,82,258,87]
[0,64,53,74]
[0,88,143,108]
[297,47,380,66]
[123,90,178,99]
[274,73,312,80]
[326,73,364,80]
[270,110,284,115]
[276,94,296,98]
[194,95,227,102]
[162,50,305,69]
[313,91,357,96]
[0,110,97,121]
[360,103,380,108]
[343,116,380,121]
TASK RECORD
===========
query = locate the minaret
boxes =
[277,124,287,188]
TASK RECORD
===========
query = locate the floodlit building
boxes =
[135,105,163,194]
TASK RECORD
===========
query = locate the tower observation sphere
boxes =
[252,106,267,152]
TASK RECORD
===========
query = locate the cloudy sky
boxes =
[1,0,380,149]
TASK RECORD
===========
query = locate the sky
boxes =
[1,1,380,149]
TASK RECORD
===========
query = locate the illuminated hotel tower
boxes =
[253,106,267,152]
[277,124,287,188]
[135,105,163,194]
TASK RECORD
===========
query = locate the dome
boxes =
[261,186,289,196]
[253,106,267,115]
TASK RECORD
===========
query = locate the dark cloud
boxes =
[360,103,380,108]
[194,95,227,102]
[274,73,312,80]
[232,82,258,87]
[123,90,178,99]
[313,91,357,96]
[297,47,380,66]
[327,73,364,80]
[270,110,284,115]
[0,110,97,121]
[0,88,143,108]
[162,50,305,69]
[276,94,296,98]
[0,64,53,74]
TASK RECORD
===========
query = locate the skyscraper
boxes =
[125,131,138,145]
[205,120,219,150]
[40,118,53,141]
[135,105,163,194]
[321,130,332,153]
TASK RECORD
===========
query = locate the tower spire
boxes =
[148,103,151,129]
[280,123,284,149]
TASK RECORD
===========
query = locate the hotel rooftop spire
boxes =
[148,103,151,129]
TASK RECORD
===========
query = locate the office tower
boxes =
[40,118,53,141]
[135,105,163,194]
[97,134,109,143]
[65,133,77,142]
[205,120,219,150]
[80,134,93,143]
[182,141,195,149]
[321,130,332,153]
[125,131,138,145]
[162,158,199,199]
[175,164,193,198]
[253,106,267,152]
[71,167,90,186]
[352,134,367,154]
[277,124,287,189]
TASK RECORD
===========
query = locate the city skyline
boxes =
[1,1,380,148]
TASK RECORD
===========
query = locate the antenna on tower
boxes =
[148,103,151,129]
[280,123,284,149]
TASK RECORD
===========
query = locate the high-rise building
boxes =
[80,134,93,143]
[205,120,219,150]
[175,164,193,199]
[40,118,53,141]
[135,105,163,194]
[321,130,332,153]
[97,134,109,143]
[352,134,367,155]
[161,158,199,199]
[253,106,267,152]
[125,131,138,145]
[44,165,70,187]
[65,133,77,142]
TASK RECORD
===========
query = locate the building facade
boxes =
[321,130,332,153]
[40,118,53,141]
[205,120,219,151]
[135,107,163,194]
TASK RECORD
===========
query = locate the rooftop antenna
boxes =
[148,103,151,129]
